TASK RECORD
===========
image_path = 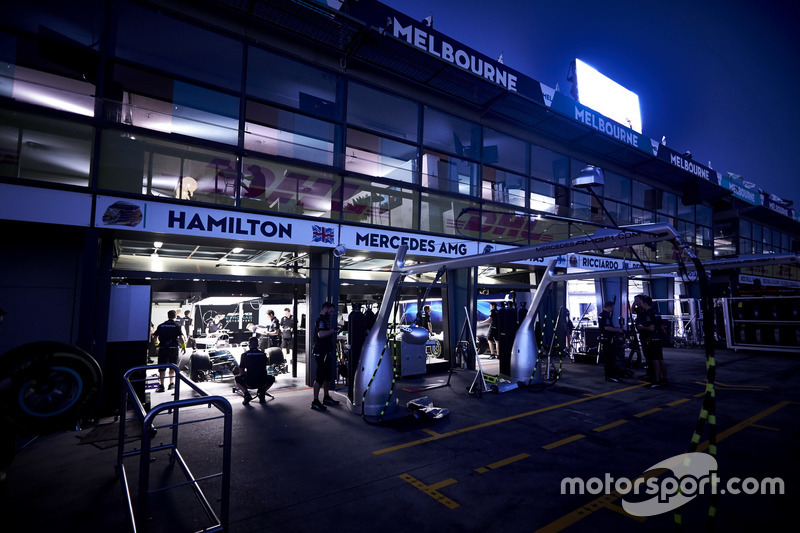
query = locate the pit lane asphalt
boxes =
[4,346,798,533]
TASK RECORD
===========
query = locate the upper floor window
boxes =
[0,109,92,187]
[97,130,236,206]
[482,128,527,174]
[345,128,416,184]
[108,64,239,145]
[114,2,242,92]
[423,106,479,158]
[245,101,334,167]
[348,83,418,142]
[530,145,569,186]
[247,48,338,120]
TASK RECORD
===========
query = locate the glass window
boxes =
[423,107,480,158]
[348,82,418,141]
[605,200,632,225]
[677,220,695,245]
[762,227,772,252]
[4,1,104,49]
[695,204,712,227]
[0,110,92,187]
[632,180,652,208]
[245,101,334,166]
[678,197,695,222]
[479,207,530,244]
[109,65,239,145]
[530,145,569,186]
[345,129,416,184]
[632,207,654,224]
[751,223,762,245]
[420,192,479,238]
[247,48,338,120]
[530,178,555,214]
[714,221,736,257]
[739,219,751,240]
[697,226,712,248]
[739,238,751,255]
[97,130,235,205]
[482,128,526,174]
[660,192,677,217]
[240,158,339,218]
[1,33,96,116]
[603,171,631,203]
[531,218,569,246]
[421,151,478,196]
[571,189,592,221]
[775,231,785,252]
[481,167,526,207]
[115,2,242,91]
[339,178,418,229]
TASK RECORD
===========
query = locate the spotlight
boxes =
[572,166,604,189]
[332,245,347,258]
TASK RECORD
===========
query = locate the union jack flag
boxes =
[312,225,335,244]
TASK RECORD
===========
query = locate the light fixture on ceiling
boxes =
[154,241,163,248]
[231,247,243,254]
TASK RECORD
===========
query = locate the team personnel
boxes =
[311,302,340,411]
[598,301,625,382]
[153,310,185,393]
[634,294,668,388]
[235,337,276,405]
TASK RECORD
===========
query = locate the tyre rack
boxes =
[116,363,232,532]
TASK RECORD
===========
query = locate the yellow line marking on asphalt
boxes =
[536,401,794,532]
[593,419,628,432]
[715,380,769,389]
[484,453,530,471]
[751,424,779,431]
[694,380,768,391]
[666,398,691,407]
[422,428,442,436]
[399,474,460,509]
[542,434,585,450]
[695,401,792,452]
[634,407,662,418]
[694,391,706,397]
[373,382,649,455]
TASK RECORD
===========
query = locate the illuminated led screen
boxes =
[575,59,642,133]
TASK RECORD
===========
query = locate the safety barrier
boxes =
[116,364,232,532]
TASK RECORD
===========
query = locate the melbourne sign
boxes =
[346,0,524,93]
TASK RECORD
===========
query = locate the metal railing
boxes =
[116,364,232,532]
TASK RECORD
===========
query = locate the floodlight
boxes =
[572,166,604,189]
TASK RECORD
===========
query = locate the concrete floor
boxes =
[3,346,799,532]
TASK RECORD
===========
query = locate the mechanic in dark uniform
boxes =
[634,294,668,388]
[235,337,275,405]
[418,305,433,335]
[266,309,281,348]
[347,303,367,402]
[311,301,340,411]
[598,301,625,382]
[154,310,185,393]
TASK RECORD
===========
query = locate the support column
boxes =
[307,250,340,387]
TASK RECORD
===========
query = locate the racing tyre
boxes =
[0,342,102,434]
